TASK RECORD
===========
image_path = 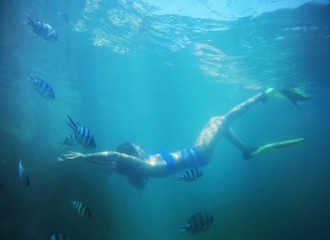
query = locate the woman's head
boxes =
[116,142,145,159]
[116,142,148,189]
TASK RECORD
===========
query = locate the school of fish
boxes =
[5,11,213,239]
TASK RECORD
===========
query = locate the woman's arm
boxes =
[58,151,154,175]
[58,151,115,165]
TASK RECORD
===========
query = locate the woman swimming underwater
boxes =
[58,88,309,187]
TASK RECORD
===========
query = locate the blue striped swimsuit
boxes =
[146,147,206,175]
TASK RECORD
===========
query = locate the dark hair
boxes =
[116,142,148,189]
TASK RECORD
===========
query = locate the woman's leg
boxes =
[194,90,269,160]
[223,90,306,159]
[224,91,267,123]
[195,89,305,160]
[223,127,256,159]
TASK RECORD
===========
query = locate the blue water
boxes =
[1,1,330,239]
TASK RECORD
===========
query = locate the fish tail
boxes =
[175,175,183,180]
[27,72,34,84]
[176,226,188,233]
[66,115,77,131]
[24,12,34,25]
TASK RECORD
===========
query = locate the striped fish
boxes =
[28,72,55,99]
[24,12,58,41]
[70,200,92,218]
[18,159,30,186]
[66,115,96,149]
[177,211,213,233]
[60,134,78,146]
[176,168,203,182]
[45,233,73,240]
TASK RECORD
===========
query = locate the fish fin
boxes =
[24,12,34,25]
[66,115,77,131]
[66,122,76,131]
[27,72,35,84]
[175,175,183,180]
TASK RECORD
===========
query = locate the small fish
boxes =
[176,168,203,182]
[24,12,58,41]
[45,233,73,240]
[28,72,55,99]
[70,200,92,218]
[177,211,213,233]
[66,115,96,149]
[60,134,78,146]
[18,159,30,186]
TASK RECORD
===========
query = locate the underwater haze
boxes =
[1,0,330,239]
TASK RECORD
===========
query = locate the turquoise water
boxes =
[1,1,330,239]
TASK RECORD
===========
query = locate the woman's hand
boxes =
[57,151,84,161]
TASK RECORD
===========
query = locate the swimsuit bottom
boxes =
[146,146,206,175]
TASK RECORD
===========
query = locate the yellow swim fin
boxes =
[275,88,311,110]
[248,138,306,158]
